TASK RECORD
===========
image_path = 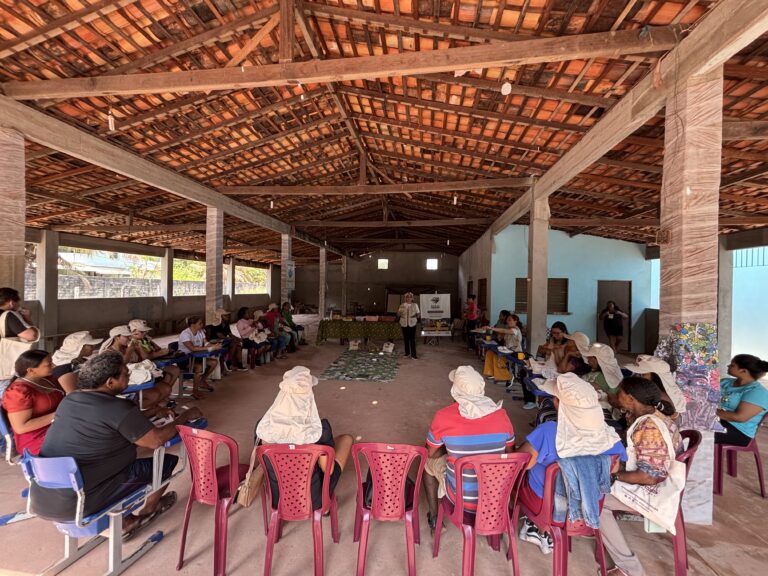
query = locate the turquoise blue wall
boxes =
[732,250,768,360]
[491,226,653,352]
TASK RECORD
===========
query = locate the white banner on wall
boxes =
[420,293,451,320]
[285,260,295,290]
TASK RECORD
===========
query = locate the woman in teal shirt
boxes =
[716,354,768,446]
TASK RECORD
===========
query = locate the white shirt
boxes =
[504,327,523,352]
[178,327,206,354]
[397,302,420,328]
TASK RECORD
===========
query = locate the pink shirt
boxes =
[236,318,256,338]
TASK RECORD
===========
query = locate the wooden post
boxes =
[659,67,723,526]
[318,248,327,317]
[718,237,733,366]
[279,0,294,63]
[0,128,26,294]
[526,187,549,353]
[161,247,174,333]
[205,207,224,326]
[341,256,348,316]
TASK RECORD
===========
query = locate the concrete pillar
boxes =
[160,248,174,331]
[36,230,58,352]
[226,258,236,298]
[658,67,723,525]
[318,248,327,317]
[280,233,293,305]
[341,256,348,315]
[205,207,224,325]
[717,238,733,365]
[0,129,26,294]
[526,188,549,353]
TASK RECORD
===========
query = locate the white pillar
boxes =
[280,233,293,305]
[36,230,58,352]
[659,67,723,525]
[527,188,549,353]
[226,257,237,298]
[0,128,26,294]
[205,207,224,325]
[341,256,348,315]
[318,248,327,317]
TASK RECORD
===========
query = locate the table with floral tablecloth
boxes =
[316,320,404,344]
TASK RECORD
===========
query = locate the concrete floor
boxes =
[0,317,766,576]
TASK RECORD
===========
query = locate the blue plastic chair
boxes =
[122,377,156,410]
[0,407,34,527]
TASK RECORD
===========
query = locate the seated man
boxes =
[51,331,103,393]
[281,302,306,345]
[206,308,246,372]
[424,365,515,534]
[126,318,182,401]
[30,351,203,539]
[178,316,222,398]
[517,373,626,554]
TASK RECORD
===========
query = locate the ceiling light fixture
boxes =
[270,199,274,209]
[107,107,115,132]
[501,82,512,96]
[453,194,458,205]
[446,239,450,246]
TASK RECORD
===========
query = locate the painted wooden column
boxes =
[318,248,327,317]
[161,247,174,331]
[36,230,58,352]
[280,233,293,305]
[526,187,549,353]
[717,238,733,366]
[341,256,348,316]
[658,67,723,525]
[205,207,224,325]
[226,257,237,299]
[0,128,26,294]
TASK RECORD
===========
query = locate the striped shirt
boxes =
[426,403,515,512]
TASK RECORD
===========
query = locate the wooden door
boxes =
[596,280,632,351]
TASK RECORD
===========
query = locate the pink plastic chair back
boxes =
[353,443,426,521]
[453,453,530,535]
[678,430,702,475]
[257,444,335,520]
[177,425,241,505]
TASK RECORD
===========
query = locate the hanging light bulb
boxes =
[270,199,274,209]
[446,239,450,246]
[107,107,115,132]
[501,82,512,96]
[453,194,458,206]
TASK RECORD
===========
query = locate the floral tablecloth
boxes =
[316,320,404,343]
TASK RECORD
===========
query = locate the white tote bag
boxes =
[611,414,686,534]
[0,311,39,380]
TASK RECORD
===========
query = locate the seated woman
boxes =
[257,308,289,360]
[715,354,768,446]
[517,373,626,554]
[52,331,104,393]
[560,331,591,375]
[178,316,222,398]
[483,314,537,409]
[2,350,65,455]
[256,366,353,510]
[281,302,307,345]
[623,354,687,417]
[583,343,625,427]
[599,376,681,576]
[101,325,173,416]
[30,351,203,538]
[207,308,246,372]
[264,304,293,356]
[492,309,511,343]
[537,322,569,368]
[125,319,182,401]
[235,307,272,365]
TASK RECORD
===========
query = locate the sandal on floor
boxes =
[123,491,177,542]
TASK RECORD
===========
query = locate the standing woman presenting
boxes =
[599,300,629,352]
[397,292,421,360]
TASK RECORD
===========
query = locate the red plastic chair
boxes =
[432,452,530,576]
[352,443,427,576]
[519,459,611,576]
[257,444,340,576]
[713,413,766,498]
[176,426,249,576]
[672,429,701,576]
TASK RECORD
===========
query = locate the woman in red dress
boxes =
[2,350,65,455]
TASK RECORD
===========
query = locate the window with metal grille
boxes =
[514,278,569,314]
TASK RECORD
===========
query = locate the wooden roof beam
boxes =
[219,177,532,196]
[49,224,207,233]
[0,95,344,256]
[294,218,491,228]
[491,0,768,234]
[722,120,768,141]
[552,216,768,228]
[2,26,681,99]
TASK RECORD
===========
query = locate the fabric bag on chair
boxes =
[235,443,264,507]
[0,311,39,380]
[610,414,686,534]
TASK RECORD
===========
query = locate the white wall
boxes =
[458,229,493,314]
[490,225,654,352]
